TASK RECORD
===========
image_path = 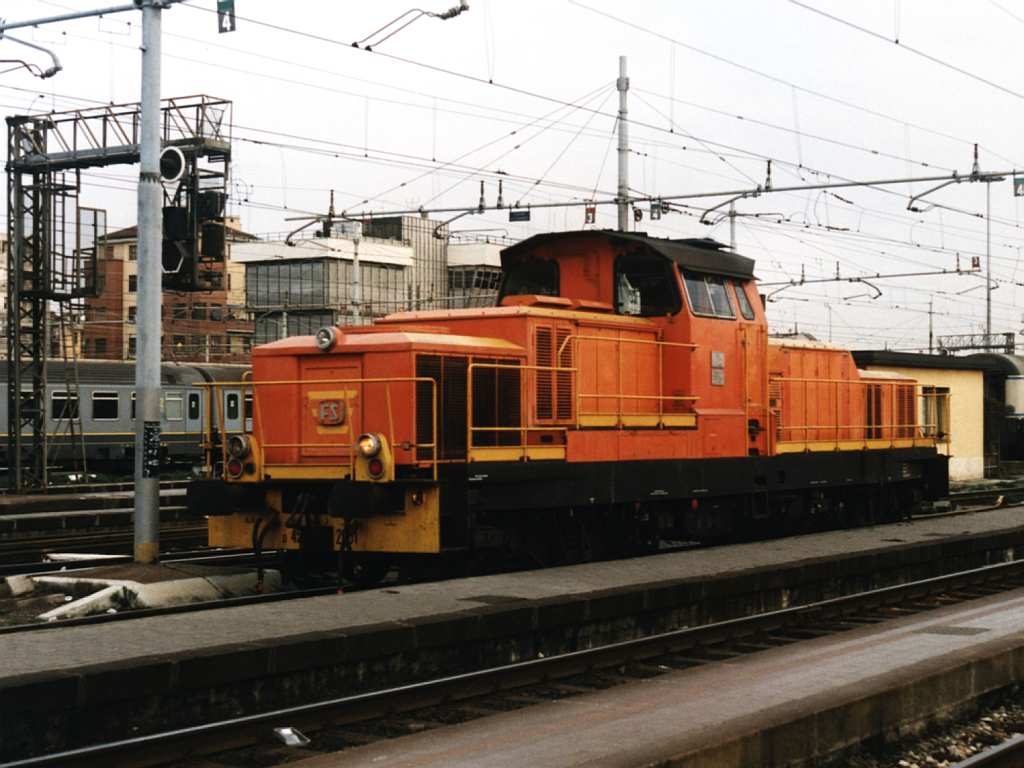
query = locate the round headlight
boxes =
[356,433,382,458]
[314,326,337,352]
[227,434,251,459]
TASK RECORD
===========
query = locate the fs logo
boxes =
[317,399,346,426]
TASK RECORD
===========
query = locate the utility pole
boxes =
[134,0,164,564]
[729,201,736,249]
[986,180,992,343]
[928,297,934,354]
[352,234,362,323]
[616,55,629,232]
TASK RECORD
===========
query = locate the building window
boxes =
[92,391,119,420]
[188,392,201,421]
[128,335,137,357]
[104,245,114,259]
[128,274,138,293]
[173,303,187,320]
[209,304,223,321]
[173,334,186,349]
[164,392,184,421]
[225,392,240,421]
[95,273,106,293]
[922,386,950,441]
[128,245,137,261]
[95,338,108,356]
[51,391,79,420]
[128,305,137,324]
[192,303,206,320]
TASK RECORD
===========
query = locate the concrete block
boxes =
[586,587,646,622]
[78,658,175,705]
[176,643,271,689]
[405,611,480,649]
[340,621,416,662]
[534,596,588,630]
[0,671,80,715]
[271,632,347,675]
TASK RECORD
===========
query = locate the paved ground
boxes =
[290,587,1024,767]
[2,506,1023,680]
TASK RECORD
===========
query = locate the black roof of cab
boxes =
[501,230,756,281]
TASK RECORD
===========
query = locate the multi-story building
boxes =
[233,233,415,345]
[82,218,256,362]
[446,236,505,309]
[363,216,448,310]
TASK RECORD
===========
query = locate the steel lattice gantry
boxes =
[5,95,231,490]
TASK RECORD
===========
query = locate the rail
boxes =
[198,376,439,481]
[770,376,949,453]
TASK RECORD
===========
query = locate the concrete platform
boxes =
[4,507,1024,760]
[293,587,1024,767]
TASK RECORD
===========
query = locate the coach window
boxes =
[187,392,201,421]
[682,270,735,319]
[51,391,79,420]
[164,392,184,421]
[226,392,240,421]
[131,392,136,419]
[92,391,119,420]
[501,259,559,298]
[244,393,253,420]
[733,282,755,320]
[614,252,681,316]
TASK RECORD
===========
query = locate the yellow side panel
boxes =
[347,486,440,554]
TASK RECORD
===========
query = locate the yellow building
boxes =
[853,351,988,481]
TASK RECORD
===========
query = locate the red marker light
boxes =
[368,458,384,477]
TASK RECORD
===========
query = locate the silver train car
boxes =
[0,361,250,474]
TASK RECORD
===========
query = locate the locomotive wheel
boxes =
[346,559,391,588]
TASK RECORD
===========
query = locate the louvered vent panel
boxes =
[555,328,573,420]
[442,356,468,459]
[769,378,783,443]
[535,327,553,421]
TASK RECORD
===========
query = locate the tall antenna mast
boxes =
[617,55,629,231]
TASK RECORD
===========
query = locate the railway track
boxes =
[7,557,1024,768]
[0,522,207,570]
[952,735,1024,767]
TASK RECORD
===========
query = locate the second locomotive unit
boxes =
[191,231,949,579]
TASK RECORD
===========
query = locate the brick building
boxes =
[82,219,256,362]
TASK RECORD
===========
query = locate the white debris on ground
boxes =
[846,694,1024,767]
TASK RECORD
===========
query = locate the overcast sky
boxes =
[4,0,1024,351]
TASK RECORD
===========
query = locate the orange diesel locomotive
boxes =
[191,231,949,580]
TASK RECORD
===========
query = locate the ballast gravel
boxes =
[845,691,1024,767]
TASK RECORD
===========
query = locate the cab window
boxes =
[733,282,755,320]
[682,270,735,319]
[614,252,681,316]
[501,259,559,297]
